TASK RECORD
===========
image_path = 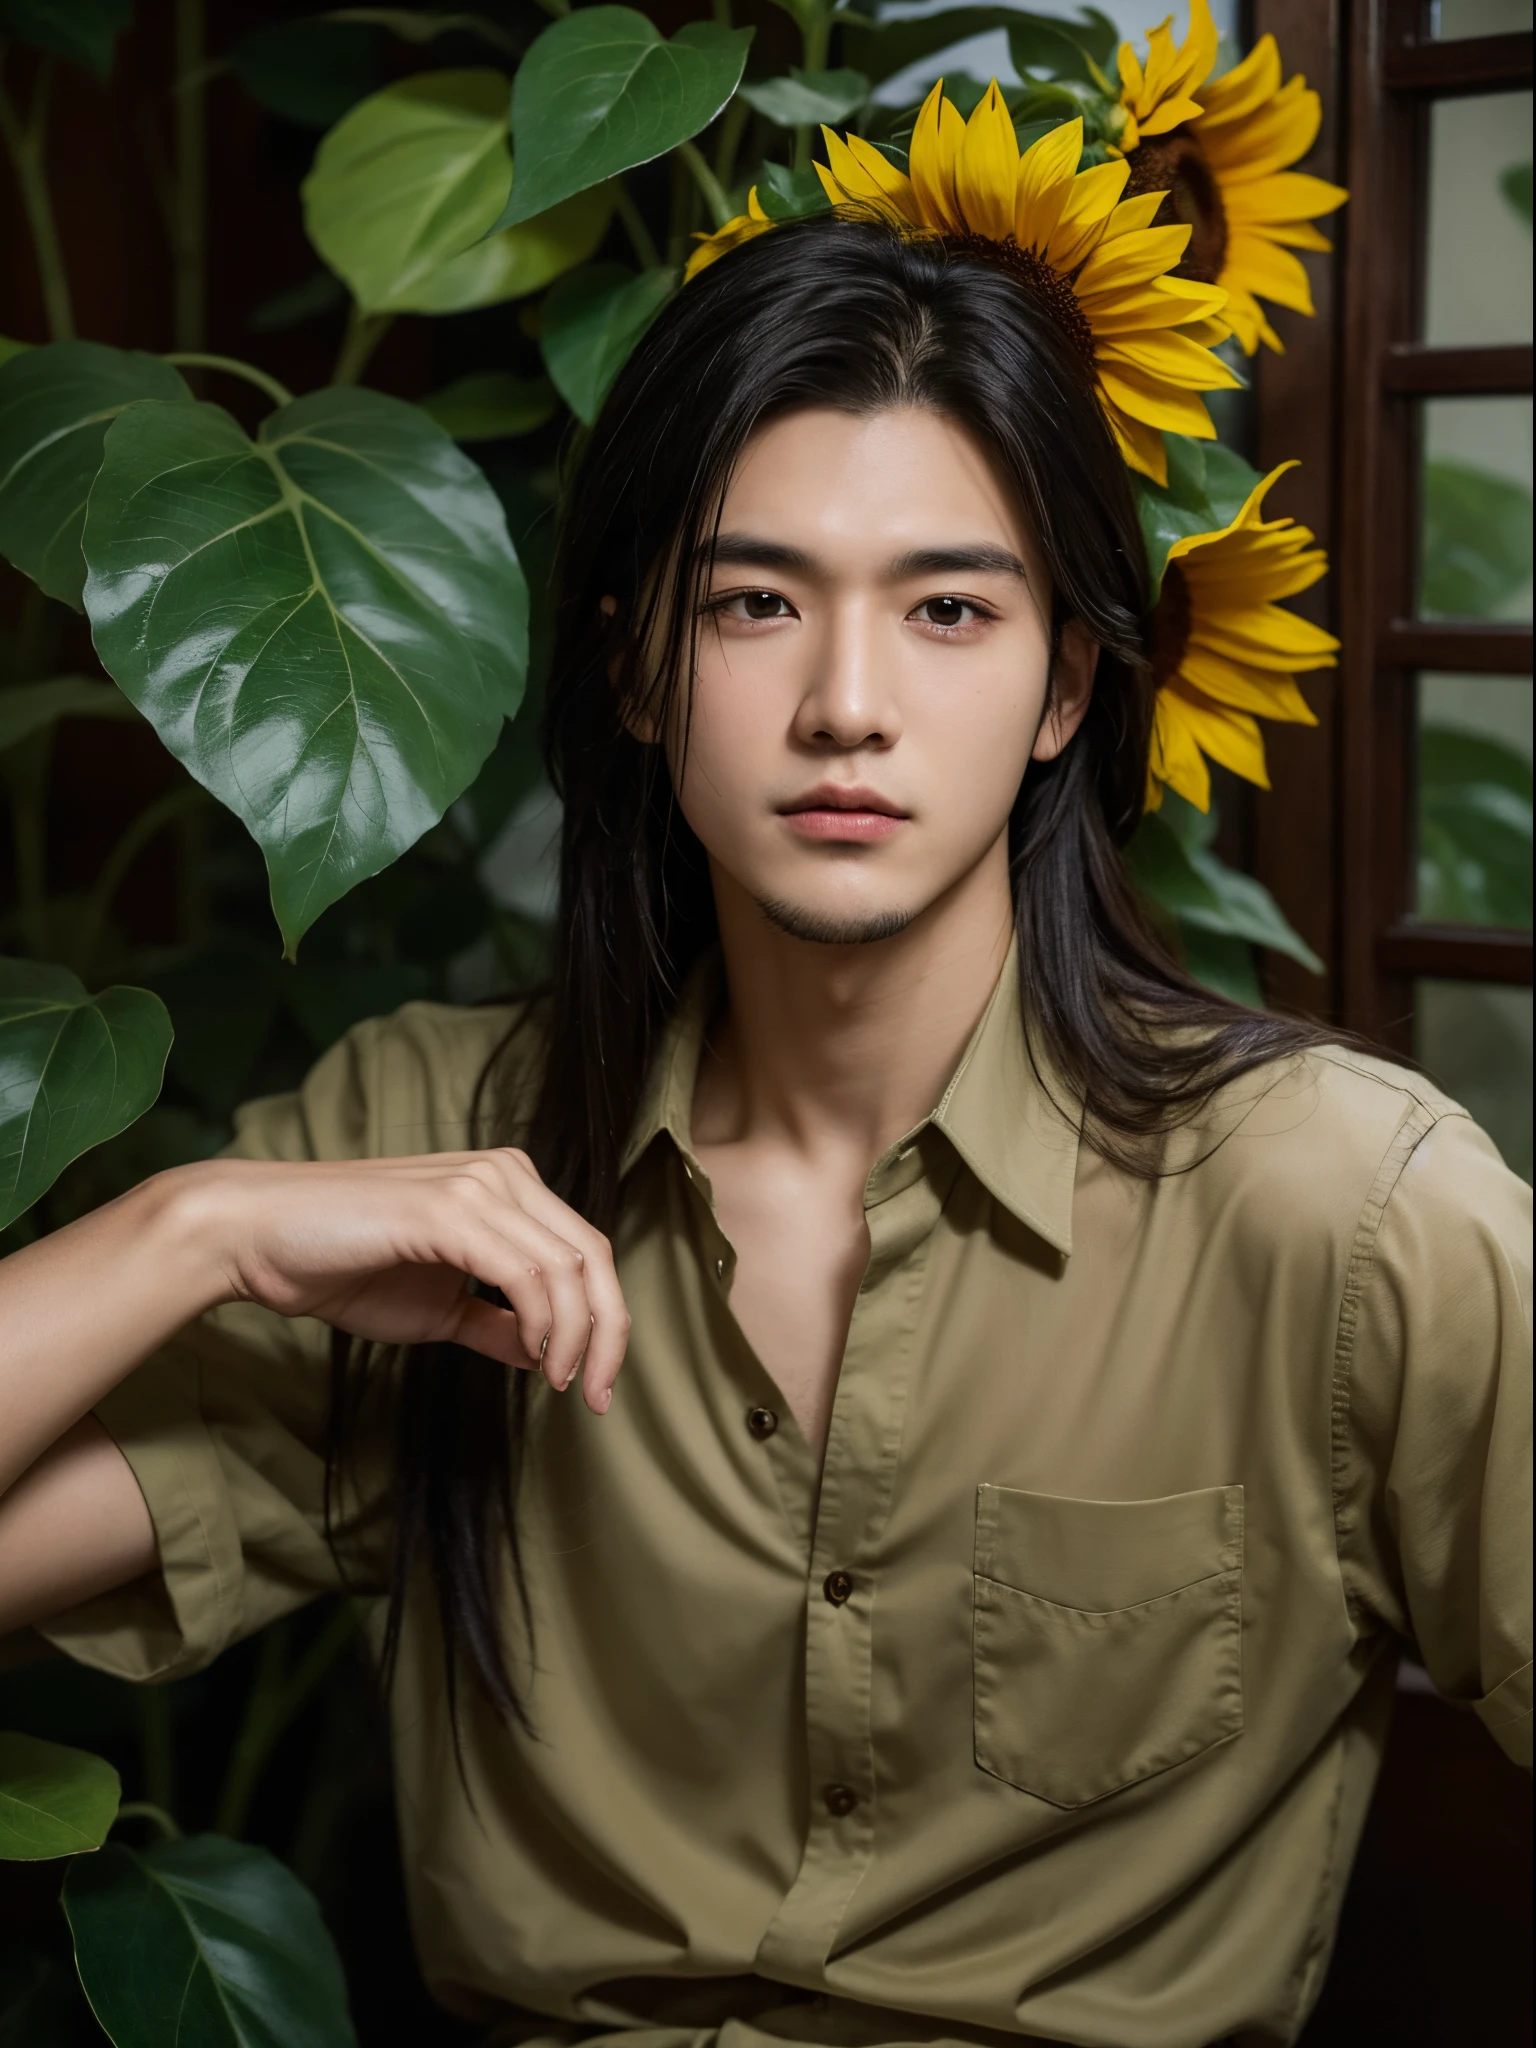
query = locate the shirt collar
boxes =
[619,939,1082,1256]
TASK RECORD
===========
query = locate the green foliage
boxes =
[81,386,527,954]
[542,263,678,425]
[303,71,612,317]
[497,10,753,228]
[1500,159,1532,227]
[757,160,835,217]
[0,0,131,78]
[0,343,191,609]
[1420,458,1534,619]
[741,68,869,127]
[841,5,1114,87]
[226,20,384,131]
[1125,792,1322,1003]
[64,1834,357,2048]
[1419,724,1533,929]
[0,960,172,1230]
[0,1733,120,1860]
[421,370,558,442]
[1134,432,1262,596]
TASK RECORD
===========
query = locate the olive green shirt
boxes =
[41,954,1532,2048]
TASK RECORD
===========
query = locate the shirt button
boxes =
[746,1406,778,1440]
[823,1783,859,1817]
[715,1256,726,1280]
[823,1569,854,1606]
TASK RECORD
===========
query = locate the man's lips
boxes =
[778,785,909,842]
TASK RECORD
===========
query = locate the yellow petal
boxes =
[1136,94,1208,136]
[1074,222,1193,296]
[1191,34,1281,129]
[1221,170,1348,224]
[1177,647,1320,720]
[1099,362,1218,437]
[1097,328,1243,388]
[1162,681,1270,789]
[1149,690,1213,809]
[909,80,967,233]
[1043,158,1132,270]
[956,81,1019,241]
[1107,403,1169,484]
[1223,232,1315,315]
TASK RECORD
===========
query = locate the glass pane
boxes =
[1418,396,1533,619]
[1417,673,1533,925]
[1423,92,1532,346]
[1415,981,1533,1182]
[1432,0,1532,35]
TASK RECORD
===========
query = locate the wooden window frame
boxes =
[1250,0,1534,1048]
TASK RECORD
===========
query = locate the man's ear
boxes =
[1031,619,1099,763]
[602,594,659,745]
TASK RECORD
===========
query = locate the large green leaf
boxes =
[304,70,611,316]
[1126,793,1322,992]
[420,371,556,442]
[0,960,172,1229]
[64,1834,357,2048]
[0,0,131,76]
[1420,458,1534,619]
[0,343,191,610]
[542,263,678,425]
[497,10,752,229]
[80,389,528,956]
[0,676,138,753]
[0,1733,120,1861]
[740,68,869,126]
[1134,434,1263,597]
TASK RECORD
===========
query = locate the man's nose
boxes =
[792,600,901,749]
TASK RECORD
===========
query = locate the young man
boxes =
[1,210,1529,2048]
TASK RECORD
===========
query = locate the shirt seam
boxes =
[1329,1099,1444,1636]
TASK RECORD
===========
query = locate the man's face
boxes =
[662,405,1094,945]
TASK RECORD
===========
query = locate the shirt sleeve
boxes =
[1337,1108,1533,1766]
[37,1016,397,1685]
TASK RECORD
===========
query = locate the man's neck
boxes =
[693,842,1015,1171]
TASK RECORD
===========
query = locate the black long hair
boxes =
[328,213,1336,1726]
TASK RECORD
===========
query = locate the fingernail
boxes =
[562,1363,580,1391]
[597,1387,612,1415]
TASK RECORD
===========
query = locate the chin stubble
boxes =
[755,897,915,947]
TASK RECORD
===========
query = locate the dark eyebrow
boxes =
[886,544,1031,583]
[703,533,1031,584]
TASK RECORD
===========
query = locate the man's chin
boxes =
[755,896,916,947]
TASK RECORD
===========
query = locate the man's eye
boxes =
[915,596,976,630]
[738,590,788,620]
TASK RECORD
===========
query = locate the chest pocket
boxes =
[972,1482,1244,1808]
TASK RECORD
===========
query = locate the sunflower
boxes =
[691,84,1240,485]
[1148,462,1338,811]
[1116,0,1348,354]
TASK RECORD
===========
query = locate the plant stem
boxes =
[794,5,834,171]
[216,1605,359,1840]
[333,305,393,386]
[676,140,734,231]
[138,1687,177,1817]
[171,0,206,353]
[0,54,75,340]
[115,1801,182,1840]
[161,352,294,408]
[612,180,660,270]
[72,781,211,983]
[713,96,750,193]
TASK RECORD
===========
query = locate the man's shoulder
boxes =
[1171,1037,1480,1245]
[230,994,549,1164]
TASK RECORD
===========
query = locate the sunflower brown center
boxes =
[1150,562,1192,686]
[1123,132,1228,286]
[942,233,1097,369]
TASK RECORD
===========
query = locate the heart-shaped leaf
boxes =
[0,1733,121,1861]
[81,389,528,956]
[740,67,868,127]
[304,70,612,316]
[0,960,171,1229]
[497,10,752,228]
[64,1834,357,2048]
[0,342,191,609]
[756,160,834,220]
[0,0,132,77]
[0,677,139,753]
[1127,796,1323,971]
[420,371,557,441]
[541,263,678,426]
